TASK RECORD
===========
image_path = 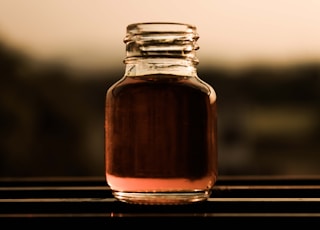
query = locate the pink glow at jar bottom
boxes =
[106,174,217,192]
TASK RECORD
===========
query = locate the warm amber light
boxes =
[0,0,319,70]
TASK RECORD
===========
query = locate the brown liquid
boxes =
[105,74,217,183]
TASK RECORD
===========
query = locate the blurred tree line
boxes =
[1,40,320,177]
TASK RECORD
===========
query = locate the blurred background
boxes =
[0,0,319,178]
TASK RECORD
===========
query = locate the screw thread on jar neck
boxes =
[123,22,200,66]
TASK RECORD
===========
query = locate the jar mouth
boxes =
[126,22,197,34]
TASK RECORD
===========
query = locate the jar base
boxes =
[112,190,211,205]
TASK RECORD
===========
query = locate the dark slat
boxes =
[1,197,320,214]
[1,185,320,198]
[2,175,320,186]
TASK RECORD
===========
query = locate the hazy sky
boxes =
[0,0,320,70]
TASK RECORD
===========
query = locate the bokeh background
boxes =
[1,0,320,177]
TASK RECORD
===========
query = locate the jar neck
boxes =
[123,22,199,77]
[124,58,197,77]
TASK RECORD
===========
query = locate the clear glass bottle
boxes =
[105,22,218,205]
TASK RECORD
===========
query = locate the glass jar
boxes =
[105,22,218,205]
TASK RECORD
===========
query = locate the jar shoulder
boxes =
[108,74,215,94]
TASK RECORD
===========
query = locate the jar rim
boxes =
[126,22,196,34]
